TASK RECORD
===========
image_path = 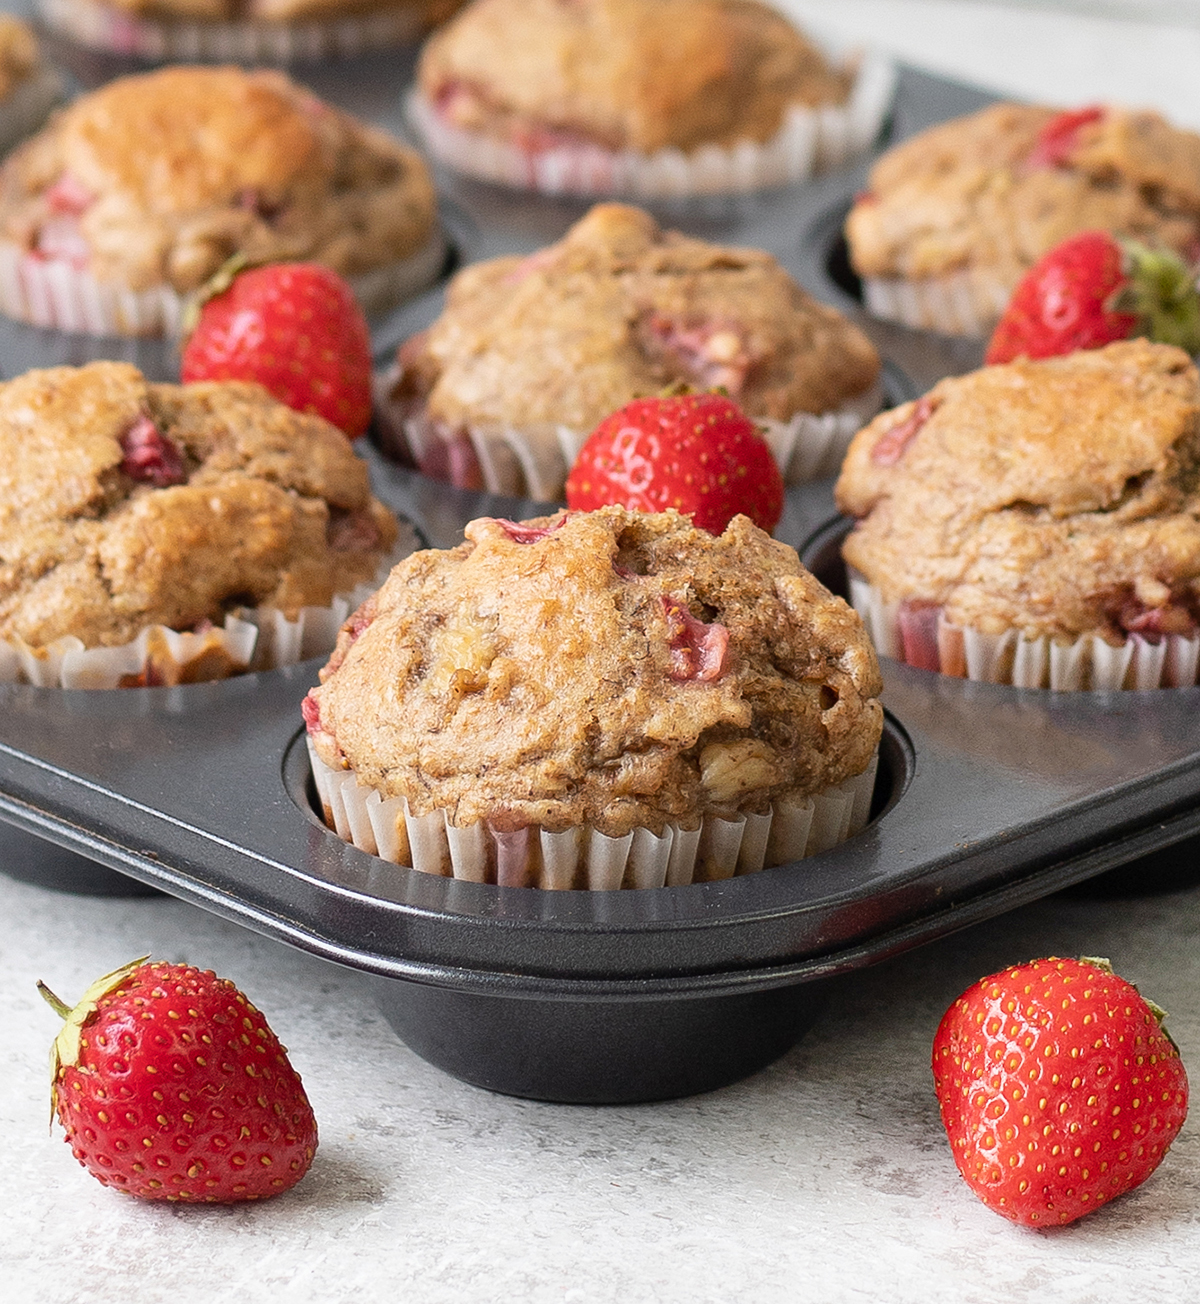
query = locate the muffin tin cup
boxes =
[405,47,896,200]
[374,381,885,500]
[308,739,880,890]
[36,0,436,63]
[847,571,1200,692]
[0,229,447,338]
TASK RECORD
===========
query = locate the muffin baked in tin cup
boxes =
[409,0,894,198]
[0,18,65,160]
[845,103,1200,338]
[835,340,1200,690]
[304,507,883,890]
[0,65,442,337]
[37,0,465,63]
[378,204,883,500]
[0,361,412,689]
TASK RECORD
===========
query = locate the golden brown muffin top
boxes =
[0,16,39,103]
[846,103,1200,283]
[0,362,398,650]
[834,340,1200,642]
[418,0,853,154]
[105,0,465,24]
[0,66,436,292]
[306,506,882,836]
[393,204,880,433]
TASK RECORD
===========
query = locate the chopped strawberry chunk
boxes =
[1110,589,1198,641]
[1024,105,1105,171]
[119,415,186,487]
[662,596,729,682]
[872,396,939,466]
[492,517,567,544]
[326,508,381,553]
[44,172,94,215]
[641,314,752,394]
[301,692,322,734]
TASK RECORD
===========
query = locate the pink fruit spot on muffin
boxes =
[662,595,729,682]
[871,395,939,466]
[641,313,753,394]
[301,692,323,734]
[492,517,567,544]
[44,172,93,215]
[1024,105,1105,172]
[119,415,186,487]
[1107,583,1199,641]
[326,508,381,553]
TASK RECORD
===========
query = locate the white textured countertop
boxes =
[6,3,1200,1302]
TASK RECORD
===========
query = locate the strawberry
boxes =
[39,958,317,1203]
[181,261,373,438]
[933,956,1188,1227]
[564,393,784,535]
[985,231,1200,364]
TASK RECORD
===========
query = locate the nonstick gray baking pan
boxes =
[3,50,1199,1103]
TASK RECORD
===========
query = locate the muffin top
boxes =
[834,340,1200,643]
[846,103,1200,285]
[417,0,853,155]
[0,66,436,293]
[0,361,398,650]
[391,203,881,434]
[0,16,39,103]
[306,506,882,836]
[105,0,464,22]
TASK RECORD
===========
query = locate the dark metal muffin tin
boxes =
[4,48,1199,1102]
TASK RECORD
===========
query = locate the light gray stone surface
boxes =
[3,865,1198,1304]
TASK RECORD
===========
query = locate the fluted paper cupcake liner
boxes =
[0,229,446,338]
[375,379,883,501]
[848,572,1200,691]
[37,0,433,63]
[309,739,879,889]
[860,270,1013,339]
[2,526,416,690]
[407,48,895,199]
[0,67,65,159]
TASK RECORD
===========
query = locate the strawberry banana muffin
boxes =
[380,204,882,498]
[835,339,1200,690]
[0,17,63,159]
[0,65,440,336]
[37,0,466,63]
[0,361,403,689]
[845,103,1200,336]
[410,0,894,196]
[307,507,883,889]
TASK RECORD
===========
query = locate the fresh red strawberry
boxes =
[985,231,1200,364]
[933,956,1188,1227]
[181,262,373,438]
[564,393,784,535]
[39,958,317,1203]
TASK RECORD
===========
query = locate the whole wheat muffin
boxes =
[0,361,398,661]
[305,507,883,887]
[834,339,1200,689]
[0,65,439,334]
[845,103,1200,336]
[382,203,881,498]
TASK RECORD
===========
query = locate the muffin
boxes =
[37,0,466,63]
[845,103,1200,337]
[409,0,894,197]
[834,339,1200,691]
[0,17,64,160]
[0,65,441,336]
[0,361,409,689]
[379,203,883,499]
[305,507,883,889]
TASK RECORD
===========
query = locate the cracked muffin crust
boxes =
[306,506,882,841]
[0,65,438,332]
[835,341,1200,685]
[382,204,881,496]
[0,361,399,653]
[845,103,1200,335]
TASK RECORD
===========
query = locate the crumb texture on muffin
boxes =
[392,203,880,434]
[0,65,436,293]
[307,506,882,838]
[0,361,398,649]
[418,0,853,156]
[835,339,1200,643]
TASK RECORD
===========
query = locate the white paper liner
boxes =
[37,0,434,62]
[0,526,416,690]
[0,228,445,338]
[0,67,65,159]
[861,269,1014,339]
[407,47,895,199]
[309,739,880,890]
[848,572,1200,691]
[377,377,883,501]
